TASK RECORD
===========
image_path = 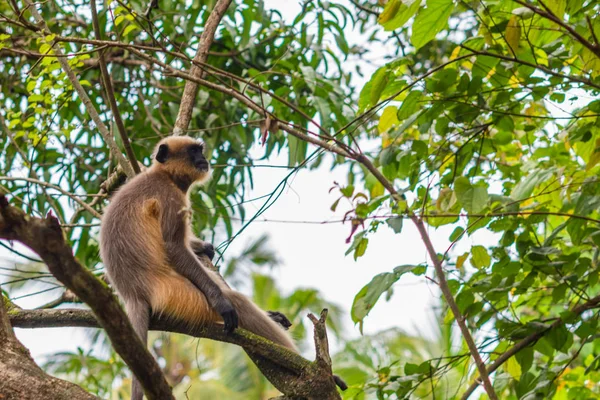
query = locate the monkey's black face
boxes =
[187,144,209,172]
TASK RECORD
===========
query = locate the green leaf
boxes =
[426,68,458,92]
[449,227,464,242]
[546,325,569,351]
[358,66,388,112]
[351,265,422,332]
[470,245,490,269]
[287,135,307,166]
[26,80,36,92]
[346,232,368,260]
[546,0,566,17]
[377,0,401,25]
[506,356,522,381]
[330,198,340,212]
[510,169,553,201]
[123,24,138,37]
[411,0,454,50]
[354,238,368,260]
[454,177,488,213]
[505,15,521,51]
[386,217,403,233]
[370,69,389,106]
[396,90,422,121]
[378,106,399,134]
[379,0,420,31]
[352,273,397,333]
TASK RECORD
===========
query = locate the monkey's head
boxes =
[151,136,211,189]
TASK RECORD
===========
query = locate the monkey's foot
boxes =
[267,311,292,330]
[194,242,215,261]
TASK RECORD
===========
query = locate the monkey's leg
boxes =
[165,244,238,332]
[125,300,150,400]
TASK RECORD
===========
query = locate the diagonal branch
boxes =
[127,48,353,159]
[173,0,233,134]
[460,293,600,399]
[513,0,600,59]
[460,46,600,91]
[21,0,136,178]
[0,195,172,400]
[90,0,140,174]
[354,155,498,400]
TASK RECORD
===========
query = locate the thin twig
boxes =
[461,293,600,399]
[0,176,101,219]
[127,48,353,158]
[461,45,600,90]
[21,0,135,178]
[513,0,600,58]
[90,0,140,174]
[0,114,65,224]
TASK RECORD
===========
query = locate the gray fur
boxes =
[100,137,296,400]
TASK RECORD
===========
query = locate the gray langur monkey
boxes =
[100,136,296,400]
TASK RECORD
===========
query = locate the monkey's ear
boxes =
[156,144,168,163]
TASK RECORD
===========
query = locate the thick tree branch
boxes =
[173,0,233,134]
[8,307,342,399]
[21,0,135,178]
[90,0,140,174]
[8,308,308,369]
[0,298,97,399]
[0,196,173,400]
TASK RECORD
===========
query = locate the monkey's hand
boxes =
[191,240,215,261]
[215,297,238,333]
[267,311,292,330]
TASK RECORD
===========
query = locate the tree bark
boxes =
[0,299,98,400]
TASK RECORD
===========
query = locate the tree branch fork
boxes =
[0,196,342,400]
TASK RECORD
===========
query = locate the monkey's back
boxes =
[100,172,184,302]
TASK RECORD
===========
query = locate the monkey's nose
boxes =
[196,162,210,171]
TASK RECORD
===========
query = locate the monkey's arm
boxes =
[161,208,238,332]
